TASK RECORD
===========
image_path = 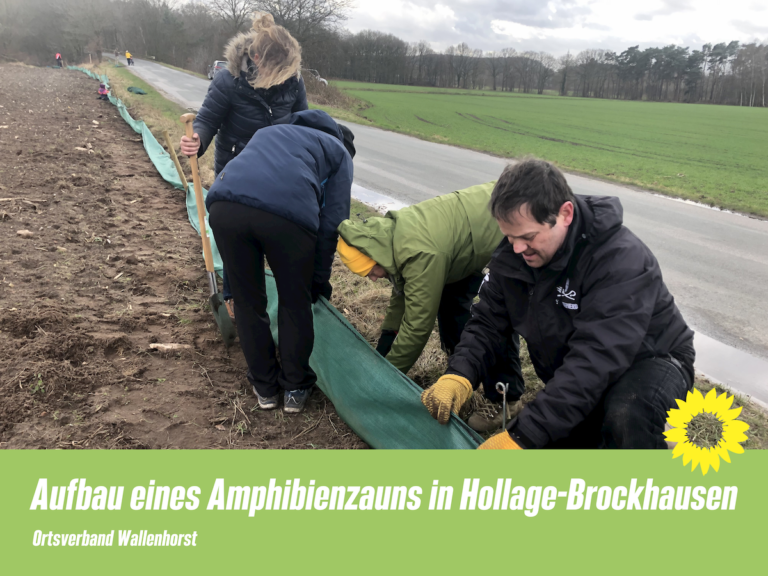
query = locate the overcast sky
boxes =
[344,0,768,55]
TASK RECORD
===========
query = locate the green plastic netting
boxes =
[263,270,482,449]
[68,66,482,449]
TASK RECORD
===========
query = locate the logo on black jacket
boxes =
[556,279,578,310]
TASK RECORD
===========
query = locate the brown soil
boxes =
[0,65,366,450]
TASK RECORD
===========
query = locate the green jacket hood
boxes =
[337,217,399,276]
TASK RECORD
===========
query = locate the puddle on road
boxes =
[694,332,768,406]
[352,183,408,213]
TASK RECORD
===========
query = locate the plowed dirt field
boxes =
[0,65,365,449]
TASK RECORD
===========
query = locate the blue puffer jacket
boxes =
[193,32,308,175]
[205,110,353,284]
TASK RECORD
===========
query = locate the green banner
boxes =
[1,451,765,573]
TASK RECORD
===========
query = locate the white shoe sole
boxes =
[253,386,278,410]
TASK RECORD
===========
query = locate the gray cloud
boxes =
[346,0,753,57]
[730,19,768,38]
[635,0,694,21]
[347,0,596,53]
[583,22,611,31]
[412,0,593,30]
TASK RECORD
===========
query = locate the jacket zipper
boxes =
[529,277,552,376]
[237,80,274,123]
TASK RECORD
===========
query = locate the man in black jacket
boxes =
[420,159,695,449]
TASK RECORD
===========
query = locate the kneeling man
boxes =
[337,183,524,429]
[421,159,695,449]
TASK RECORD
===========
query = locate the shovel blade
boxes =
[209,292,237,347]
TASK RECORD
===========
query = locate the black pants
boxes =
[544,357,693,449]
[209,202,317,396]
[437,272,525,403]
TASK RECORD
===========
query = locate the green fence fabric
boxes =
[68,66,481,449]
[265,272,483,449]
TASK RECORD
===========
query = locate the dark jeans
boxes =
[544,357,693,449]
[209,201,317,396]
[438,272,525,403]
[214,169,231,302]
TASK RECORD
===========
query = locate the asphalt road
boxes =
[110,56,768,401]
[348,123,768,363]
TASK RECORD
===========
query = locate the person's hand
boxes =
[375,329,397,357]
[420,374,473,425]
[477,431,523,450]
[180,133,200,157]
[311,280,332,303]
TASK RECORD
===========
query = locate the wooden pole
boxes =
[162,129,189,190]
[180,114,215,274]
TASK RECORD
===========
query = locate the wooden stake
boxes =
[162,129,189,190]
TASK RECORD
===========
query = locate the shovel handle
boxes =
[180,113,215,274]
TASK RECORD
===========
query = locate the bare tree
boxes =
[500,47,517,91]
[558,51,573,95]
[208,0,255,34]
[531,51,556,94]
[486,50,503,90]
[254,0,352,45]
[414,40,432,84]
[445,42,474,88]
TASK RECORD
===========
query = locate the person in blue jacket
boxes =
[206,110,355,414]
[181,13,308,316]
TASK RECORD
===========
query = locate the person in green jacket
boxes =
[336,182,524,431]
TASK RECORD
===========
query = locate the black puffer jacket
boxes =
[193,31,308,175]
[447,195,695,448]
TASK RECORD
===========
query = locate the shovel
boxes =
[180,113,236,348]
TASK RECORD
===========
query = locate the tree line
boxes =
[1,0,766,107]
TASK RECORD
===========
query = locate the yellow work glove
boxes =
[478,431,523,450]
[421,374,473,425]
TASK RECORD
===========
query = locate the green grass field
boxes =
[334,80,768,216]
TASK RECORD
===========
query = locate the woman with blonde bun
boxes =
[180,13,308,316]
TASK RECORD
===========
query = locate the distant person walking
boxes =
[55,53,62,67]
[179,12,308,320]
[125,51,133,66]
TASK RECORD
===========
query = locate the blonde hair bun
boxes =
[252,12,275,32]
[248,12,302,90]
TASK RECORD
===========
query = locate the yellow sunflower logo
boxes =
[665,388,749,475]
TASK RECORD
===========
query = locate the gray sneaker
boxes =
[253,386,279,410]
[284,387,312,414]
